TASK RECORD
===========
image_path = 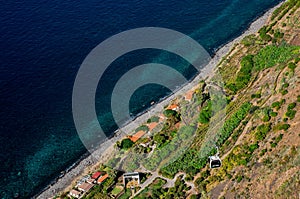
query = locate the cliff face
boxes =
[201,1,300,198]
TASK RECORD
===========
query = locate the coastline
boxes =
[35,1,285,198]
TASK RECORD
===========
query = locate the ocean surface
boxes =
[0,0,282,198]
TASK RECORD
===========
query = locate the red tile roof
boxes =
[97,173,109,184]
[167,104,179,110]
[91,171,102,179]
[129,131,146,142]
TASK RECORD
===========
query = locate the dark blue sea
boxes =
[0,0,282,198]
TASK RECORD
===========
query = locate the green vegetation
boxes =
[119,189,131,199]
[134,178,166,199]
[259,26,272,42]
[143,125,195,171]
[160,102,252,178]
[251,93,261,99]
[153,133,168,147]
[288,102,296,110]
[286,109,296,119]
[281,89,288,95]
[288,62,297,71]
[261,107,272,122]
[120,138,134,150]
[135,125,149,132]
[83,186,111,199]
[270,134,283,148]
[272,99,285,111]
[147,116,160,123]
[241,34,257,46]
[270,111,278,117]
[216,102,252,146]
[111,186,123,196]
[255,123,271,141]
[275,171,300,198]
[285,102,297,119]
[272,0,300,21]
[226,55,254,92]
[253,45,300,71]
[274,123,290,131]
[199,100,212,124]
[226,44,299,93]
[135,176,191,199]
[260,148,268,156]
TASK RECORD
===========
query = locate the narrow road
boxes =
[131,171,196,198]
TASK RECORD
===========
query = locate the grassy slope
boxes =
[196,1,300,198]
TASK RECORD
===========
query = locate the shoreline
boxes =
[35,1,285,198]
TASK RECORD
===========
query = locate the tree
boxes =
[153,133,167,145]
[120,138,134,150]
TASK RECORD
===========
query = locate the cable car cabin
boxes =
[208,156,221,169]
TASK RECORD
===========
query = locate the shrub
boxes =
[260,149,267,156]
[275,123,290,131]
[120,138,134,150]
[262,114,271,122]
[287,102,296,110]
[288,62,297,70]
[259,26,272,42]
[276,134,283,143]
[236,175,244,183]
[248,143,259,153]
[261,107,272,122]
[255,123,271,141]
[147,116,160,123]
[282,83,289,88]
[286,109,296,119]
[272,101,281,110]
[274,30,284,39]
[270,142,277,148]
[163,109,178,118]
[135,125,149,132]
[241,34,257,46]
[249,106,259,114]
[251,93,261,99]
[270,111,278,117]
[199,101,212,124]
[281,89,288,95]
[153,133,167,146]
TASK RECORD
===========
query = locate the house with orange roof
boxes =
[166,104,179,111]
[97,173,109,184]
[129,130,146,143]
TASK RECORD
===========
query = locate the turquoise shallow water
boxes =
[0,0,282,198]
